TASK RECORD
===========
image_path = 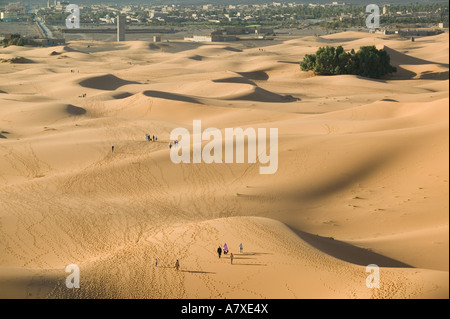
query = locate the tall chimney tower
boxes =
[117,15,125,42]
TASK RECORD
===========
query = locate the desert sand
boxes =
[0,31,448,299]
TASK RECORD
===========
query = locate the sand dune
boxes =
[0,31,448,299]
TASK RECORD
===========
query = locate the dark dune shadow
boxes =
[213,77,256,85]
[8,57,34,64]
[240,252,273,256]
[390,66,417,80]
[62,45,82,53]
[0,133,7,139]
[237,71,269,81]
[380,98,399,102]
[384,46,449,68]
[112,92,133,99]
[143,90,203,104]
[227,87,299,103]
[66,104,86,115]
[0,90,5,94]
[180,270,215,274]
[188,55,203,61]
[287,225,413,268]
[419,71,449,80]
[78,74,139,91]
[278,60,300,65]
[352,75,388,83]
[223,46,243,52]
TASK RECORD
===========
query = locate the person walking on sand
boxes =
[230,253,234,264]
[112,145,114,153]
[223,243,228,255]
[217,246,222,258]
[169,142,172,149]
[155,258,158,267]
[174,259,180,271]
[239,243,243,254]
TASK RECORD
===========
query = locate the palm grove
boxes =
[300,45,397,79]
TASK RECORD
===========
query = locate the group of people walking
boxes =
[152,242,243,274]
[145,134,158,142]
[113,134,177,154]
[154,257,180,271]
[143,134,181,150]
[169,140,179,149]
[217,242,243,264]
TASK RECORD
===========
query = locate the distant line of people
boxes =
[112,133,176,154]
[145,134,158,142]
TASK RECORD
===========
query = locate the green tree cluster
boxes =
[300,45,397,78]
[2,37,25,47]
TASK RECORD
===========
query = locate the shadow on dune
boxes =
[226,87,299,103]
[0,133,7,139]
[78,74,139,91]
[223,46,243,52]
[7,57,35,64]
[384,46,449,68]
[419,71,449,80]
[287,226,413,268]
[62,45,82,53]
[383,46,449,80]
[143,90,203,104]
[143,87,298,104]
[188,55,203,61]
[180,270,216,274]
[66,104,86,115]
[390,66,418,80]
[237,71,269,81]
[240,252,273,256]
[380,98,399,102]
[278,60,300,65]
[112,92,134,99]
[213,77,256,85]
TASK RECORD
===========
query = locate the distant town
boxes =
[1,1,448,45]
